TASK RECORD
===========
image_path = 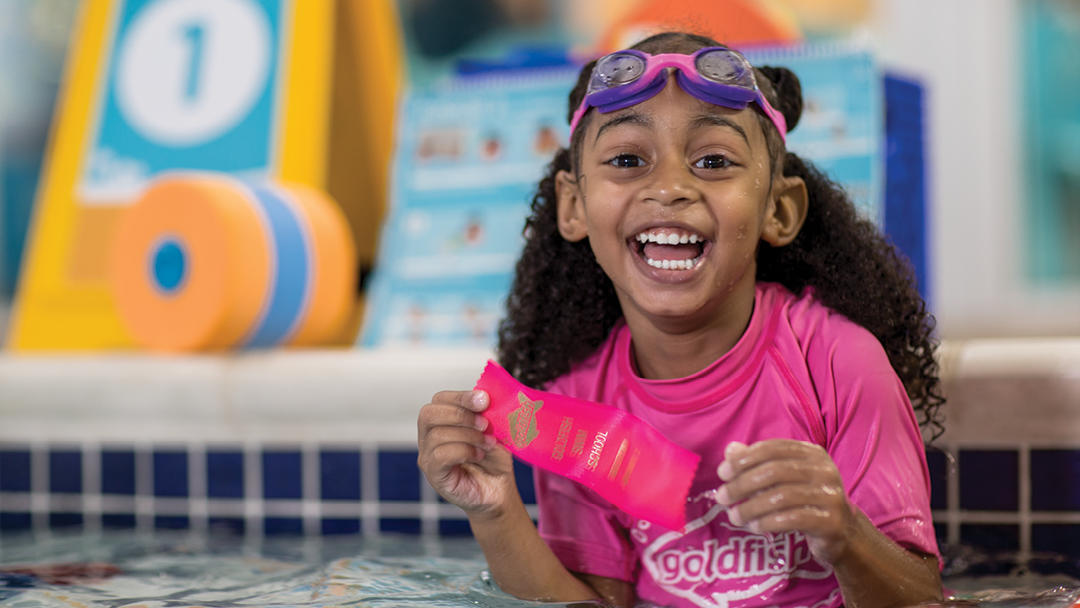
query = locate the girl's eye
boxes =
[693,154,734,170]
[607,154,646,168]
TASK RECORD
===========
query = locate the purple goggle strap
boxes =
[568,50,787,143]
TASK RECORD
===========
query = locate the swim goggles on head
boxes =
[569,47,787,143]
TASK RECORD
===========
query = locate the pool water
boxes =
[0,532,584,608]
[0,532,1077,607]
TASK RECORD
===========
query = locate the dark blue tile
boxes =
[0,451,31,492]
[206,451,244,499]
[378,450,420,501]
[1031,450,1080,511]
[263,451,302,499]
[438,519,473,536]
[960,524,1019,552]
[513,459,535,505]
[49,450,81,493]
[208,517,245,536]
[0,512,31,531]
[155,516,189,530]
[959,450,1018,511]
[1032,524,1080,557]
[322,518,361,535]
[320,450,361,501]
[265,517,303,536]
[925,448,949,510]
[153,451,188,497]
[49,512,83,528]
[102,514,136,529]
[933,523,947,547]
[380,518,421,534]
[101,451,136,495]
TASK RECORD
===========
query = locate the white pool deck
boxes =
[0,340,1078,446]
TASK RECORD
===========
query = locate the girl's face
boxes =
[556,75,803,331]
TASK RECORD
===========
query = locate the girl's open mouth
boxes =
[630,228,709,271]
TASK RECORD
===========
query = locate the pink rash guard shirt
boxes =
[536,282,939,608]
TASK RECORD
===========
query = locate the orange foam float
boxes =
[109,174,356,351]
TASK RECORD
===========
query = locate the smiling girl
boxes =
[417,31,945,608]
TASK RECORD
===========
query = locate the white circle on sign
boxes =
[115,0,271,147]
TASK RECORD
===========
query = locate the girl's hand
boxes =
[417,390,517,519]
[714,440,856,564]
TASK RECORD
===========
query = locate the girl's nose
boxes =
[641,156,698,206]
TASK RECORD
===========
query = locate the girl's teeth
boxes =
[635,231,704,244]
[646,257,701,270]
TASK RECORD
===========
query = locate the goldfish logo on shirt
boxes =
[637,503,837,608]
[508,392,542,448]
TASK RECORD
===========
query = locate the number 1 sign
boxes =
[8,0,334,350]
[83,0,281,202]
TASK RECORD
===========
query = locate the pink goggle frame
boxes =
[569,47,787,143]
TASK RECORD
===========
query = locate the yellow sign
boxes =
[8,0,338,350]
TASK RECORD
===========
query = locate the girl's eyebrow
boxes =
[593,113,751,147]
[594,113,651,143]
[690,114,749,146]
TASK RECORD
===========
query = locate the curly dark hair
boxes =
[496,32,945,439]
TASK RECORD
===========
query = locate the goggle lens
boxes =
[589,52,646,95]
[695,49,755,88]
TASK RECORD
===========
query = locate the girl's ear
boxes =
[555,170,588,242]
[762,175,808,247]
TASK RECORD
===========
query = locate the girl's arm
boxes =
[418,389,631,605]
[469,480,633,605]
[824,508,941,608]
[716,440,942,608]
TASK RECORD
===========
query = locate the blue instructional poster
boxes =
[361,42,884,348]
[80,0,285,203]
[360,70,576,347]
[745,42,883,223]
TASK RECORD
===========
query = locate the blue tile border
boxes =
[265,517,303,536]
[49,450,81,494]
[155,515,190,530]
[926,449,948,510]
[380,518,421,534]
[0,451,31,492]
[263,451,303,500]
[320,451,361,501]
[322,518,361,536]
[378,450,420,502]
[1032,523,1080,555]
[101,450,135,495]
[0,440,1077,564]
[959,450,1018,512]
[103,514,136,529]
[207,451,244,499]
[1031,450,1080,511]
[153,451,188,498]
[48,513,83,528]
[0,512,31,531]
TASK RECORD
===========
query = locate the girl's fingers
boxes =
[418,402,489,436]
[725,483,844,527]
[431,390,490,412]
[424,425,494,452]
[428,442,483,472]
[734,504,836,537]
[716,459,838,505]
[718,439,825,481]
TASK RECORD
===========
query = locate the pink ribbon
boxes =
[475,360,700,530]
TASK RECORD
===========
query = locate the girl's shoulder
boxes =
[760,281,891,373]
